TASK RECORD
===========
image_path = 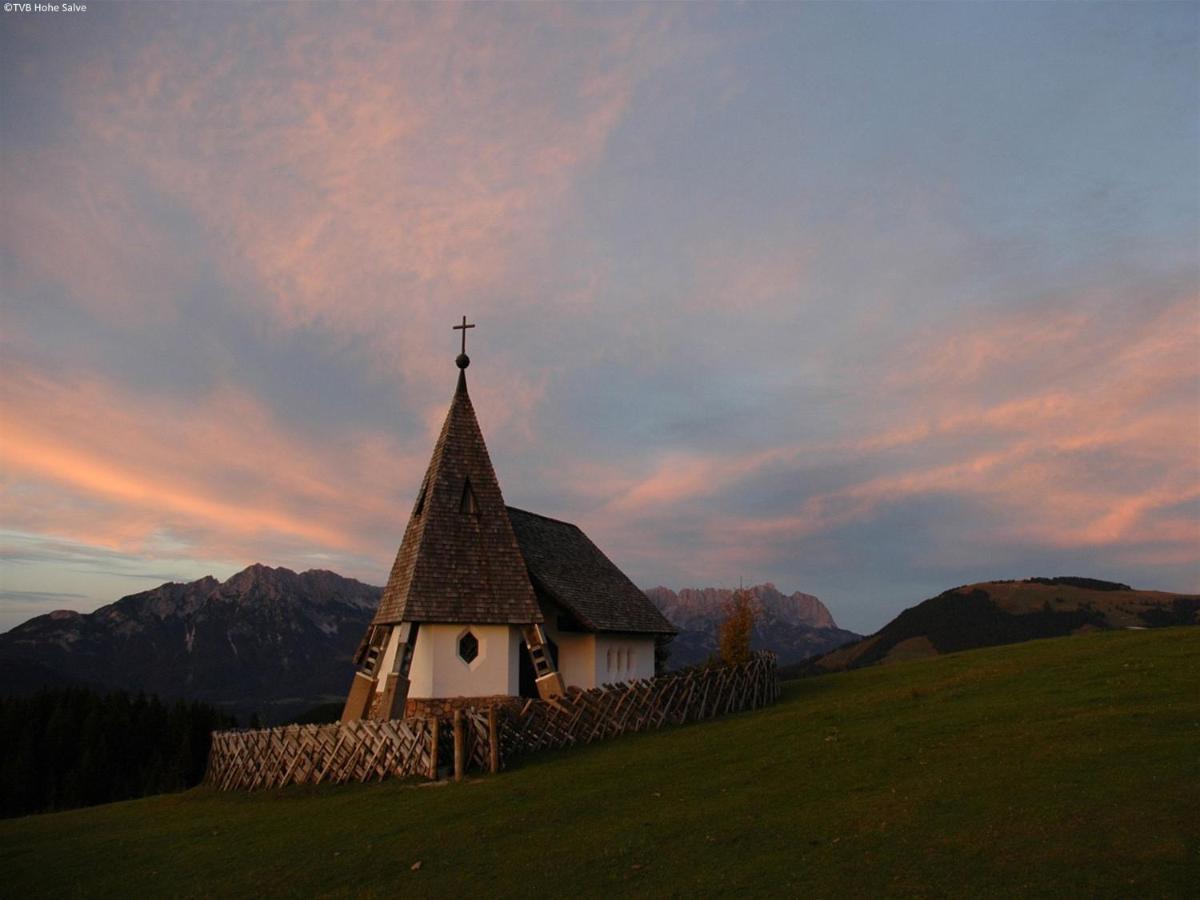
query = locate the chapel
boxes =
[341,319,677,722]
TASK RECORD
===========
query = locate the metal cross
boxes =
[453,315,475,355]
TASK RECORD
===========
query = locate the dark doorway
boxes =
[518,634,559,698]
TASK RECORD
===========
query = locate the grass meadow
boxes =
[2,627,1196,898]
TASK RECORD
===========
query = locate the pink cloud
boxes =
[567,292,1199,578]
[49,4,687,403]
[0,364,428,574]
[596,448,785,513]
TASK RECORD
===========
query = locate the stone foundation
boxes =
[403,695,525,719]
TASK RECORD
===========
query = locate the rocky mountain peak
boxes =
[0,565,384,722]
[219,564,295,598]
[646,583,838,631]
[644,583,858,668]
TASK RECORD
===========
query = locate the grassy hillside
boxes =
[3,628,1197,898]
[804,578,1199,674]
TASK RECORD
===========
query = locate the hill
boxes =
[0,565,379,722]
[646,583,861,667]
[802,577,1200,675]
[2,628,1195,897]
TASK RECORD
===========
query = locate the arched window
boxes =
[628,649,635,674]
[459,477,478,514]
[606,649,613,672]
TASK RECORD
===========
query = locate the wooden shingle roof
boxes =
[506,507,678,635]
[371,370,543,626]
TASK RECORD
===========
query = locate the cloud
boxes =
[0,362,428,573]
[0,590,89,605]
[2,152,198,323]
[569,290,1199,585]
[47,4,688,395]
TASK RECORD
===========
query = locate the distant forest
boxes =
[1,688,235,819]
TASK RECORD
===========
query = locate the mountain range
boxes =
[800,576,1200,675]
[0,566,856,722]
[0,565,379,722]
[645,583,860,668]
[7,566,1192,719]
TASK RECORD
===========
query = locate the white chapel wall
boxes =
[539,600,598,690]
[594,633,657,685]
[538,596,657,689]
[392,612,660,698]
[544,626,597,690]
[406,623,518,698]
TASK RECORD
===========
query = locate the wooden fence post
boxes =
[487,706,500,774]
[428,717,439,780]
[453,709,465,783]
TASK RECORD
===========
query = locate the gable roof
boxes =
[506,507,677,635]
[371,370,542,626]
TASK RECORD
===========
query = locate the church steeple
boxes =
[370,320,542,627]
[341,318,565,724]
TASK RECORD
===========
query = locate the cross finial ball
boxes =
[453,315,475,369]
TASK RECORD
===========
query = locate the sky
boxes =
[1,1,1197,635]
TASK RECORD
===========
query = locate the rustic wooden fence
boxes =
[206,651,777,791]
[207,717,437,791]
[500,650,779,759]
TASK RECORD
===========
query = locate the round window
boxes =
[458,630,479,664]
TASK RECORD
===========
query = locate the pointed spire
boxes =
[371,324,541,626]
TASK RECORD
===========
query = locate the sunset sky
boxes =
[2,2,1197,634]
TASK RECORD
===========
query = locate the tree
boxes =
[718,588,758,666]
[0,687,235,818]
